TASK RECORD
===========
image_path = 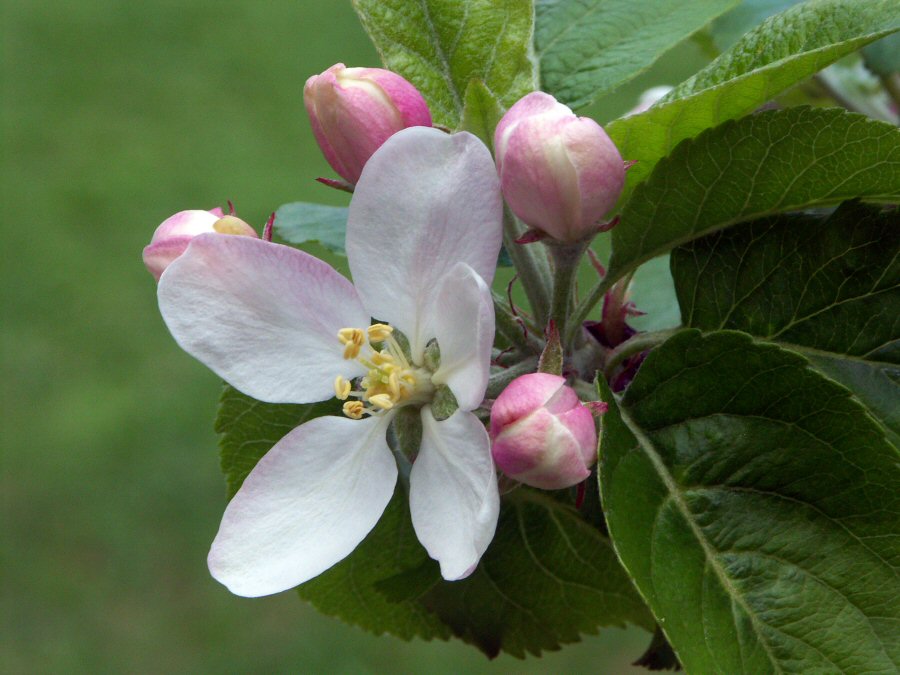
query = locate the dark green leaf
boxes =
[607,0,900,200]
[352,0,536,128]
[215,384,341,497]
[273,202,349,255]
[671,201,900,445]
[608,106,900,281]
[534,0,738,109]
[600,330,900,673]
[423,489,654,658]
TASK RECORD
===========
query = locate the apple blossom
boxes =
[490,373,597,490]
[494,92,625,242]
[156,127,502,596]
[304,63,432,184]
[142,207,257,282]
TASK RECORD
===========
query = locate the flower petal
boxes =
[346,127,502,359]
[158,234,369,404]
[409,408,499,580]
[428,263,494,411]
[208,414,397,597]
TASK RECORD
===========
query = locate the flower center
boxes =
[334,324,434,419]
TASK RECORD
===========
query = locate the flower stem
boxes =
[565,268,618,346]
[502,206,552,326]
[546,240,589,349]
[492,290,543,354]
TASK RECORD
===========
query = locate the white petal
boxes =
[158,234,369,404]
[409,409,499,580]
[208,414,397,597]
[428,263,494,411]
[346,127,502,358]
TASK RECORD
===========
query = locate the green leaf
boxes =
[534,0,738,110]
[709,0,800,51]
[607,0,900,199]
[459,79,502,149]
[423,489,654,658]
[608,106,900,281]
[215,385,342,497]
[671,201,900,445]
[352,0,536,128]
[273,202,349,255]
[599,330,900,674]
[628,255,681,333]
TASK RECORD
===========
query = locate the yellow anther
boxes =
[342,401,365,419]
[388,371,400,399]
[343,343,361,359]
[338,327,365,345]
[334,376,351,400]
[367,324,394,342]
[368,393,395,410]
[371,351,394,366]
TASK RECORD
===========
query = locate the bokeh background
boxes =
[3,1,708,672]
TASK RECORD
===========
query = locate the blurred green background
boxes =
[2,1,708,672]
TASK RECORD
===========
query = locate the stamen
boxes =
[337,327,366,359]
[368,394,394,410]
[343,401,365,419]
[334,376,351,400]
[367,324,393,342]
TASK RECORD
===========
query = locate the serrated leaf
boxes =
[671,201,900,445]
[534,0,738,109]
[352,0,536,128]
[215,384,342,497]
[599,330,900,674]
[273,202,349,255]
[607,0,900,200]
[423,489,654,658]
[608,106,900,281]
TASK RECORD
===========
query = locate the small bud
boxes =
[142,209,257,282]
[490,373,598,490]
[304,63,432,184]
[494,92,625,242]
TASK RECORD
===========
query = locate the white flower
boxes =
[157,127,503,597]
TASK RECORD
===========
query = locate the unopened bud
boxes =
[494,92,625,242]
[142,209,257,282]
[304,63,432,184]
[490,373,598,490]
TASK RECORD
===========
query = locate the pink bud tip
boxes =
[490,373,598,490]
[142,207,258,282]
[494,92,625,243]
[304,63,432,184]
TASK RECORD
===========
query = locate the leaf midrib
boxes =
[617,407,785,674]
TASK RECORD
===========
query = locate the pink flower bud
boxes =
[490,373,598,490]
[304,63,432,184]
[142,209,257,281]
[494,92,625,242]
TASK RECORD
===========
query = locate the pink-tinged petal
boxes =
[149,209,220,242]
[489,373,567,434]
[158,234,369,404]
[346,127,502,359]
[410,409,499,580]
[351,67,432,128]
[427,263,494,412]
[208,414,397,597]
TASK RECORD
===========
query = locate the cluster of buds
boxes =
[147,62,632,497]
